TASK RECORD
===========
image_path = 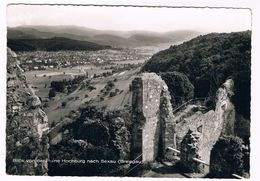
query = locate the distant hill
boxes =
[7,37,111,51]
[90,34,132,47]
[8,25,203,47]
[142,31,251,118]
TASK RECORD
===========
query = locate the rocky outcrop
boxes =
[130,73,175,162]
[6,48,49,175]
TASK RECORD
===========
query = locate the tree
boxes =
[160,71,194,106]
[209,136,244,178]
[50,81,66,92]
[61,101,67,108]
[49,89,56,98]
[109,91,117,97]
[107,81,115,88]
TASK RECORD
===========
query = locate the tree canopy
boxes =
[142,31,251,118]
[160,71,194,106]
[209,136,244,178]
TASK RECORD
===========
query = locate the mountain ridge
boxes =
[8,25,203,47]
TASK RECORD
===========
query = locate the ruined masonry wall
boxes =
[141,74,163,162]
[131,73,175,162]
[176,79,236,172]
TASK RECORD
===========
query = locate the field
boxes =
[25,65,108,98]
[23,46,164,125]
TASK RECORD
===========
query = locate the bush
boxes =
[88,85,96,91]
[61,101,67,108]
[160,71,194,106]
[209,136,244,178]
[43,102,49,108]
[49,89,56,98]
[205,97,216,110]
[109,91,117,97]
[107,81,115,88]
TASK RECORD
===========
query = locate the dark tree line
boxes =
[49,75,88,98]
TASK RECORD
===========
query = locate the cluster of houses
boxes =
[16,48,150,72]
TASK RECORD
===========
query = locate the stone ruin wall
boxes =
[176,79,236,172]
[131,72,236,172]
[6,48,49,175]
[131,73,175,162]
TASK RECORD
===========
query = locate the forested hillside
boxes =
[7,37,110,51]
[142,31,251,118]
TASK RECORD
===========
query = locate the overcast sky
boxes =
[7,5,251,33]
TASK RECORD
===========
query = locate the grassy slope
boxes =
[25,67,137,124]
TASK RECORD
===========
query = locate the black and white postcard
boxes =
[3,1,255,179]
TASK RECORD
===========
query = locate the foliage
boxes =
[209,136,244,178]
[109,117,130,159]
[49,75,88,96]
[109,91,117,97]
[77,121,110,146]
[48,141,119,176]
[61,101,67,108]
[142,31,251,118]
[107,81,115,88]
[48,88,56,98]
[7,37,110,51]
[51,81,66,93]
[160,71,194,106]
[48,106,132,176]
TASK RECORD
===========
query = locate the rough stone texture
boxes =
[159,88,176,158]
[180,130,203,173]
[131,73,175,162]
[215,79,236,136]
[174,79,236,173]
[29,95,42,108]
[6,48,49,175]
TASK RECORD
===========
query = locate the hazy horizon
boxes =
[7,24,207,34]
[7,5,251,33]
